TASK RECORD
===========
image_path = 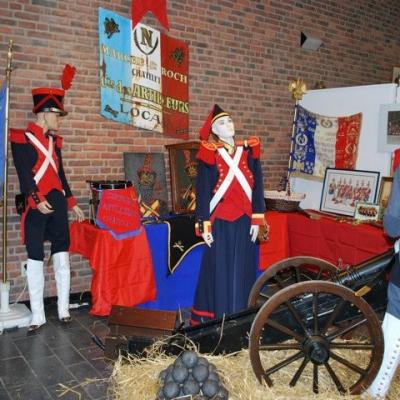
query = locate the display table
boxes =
[259,211,392,269]
[70,212,392,315]
[258,211,290,270]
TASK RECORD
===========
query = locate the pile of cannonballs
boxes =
[157,350,229,399]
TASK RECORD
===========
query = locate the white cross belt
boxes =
[209,146,252,214]
[25,132,58,184]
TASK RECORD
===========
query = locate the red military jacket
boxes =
[195,136,265,235]
[10,122,76,209]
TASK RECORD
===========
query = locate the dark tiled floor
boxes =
[0,303,113,400]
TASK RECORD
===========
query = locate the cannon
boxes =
[123,249,395,395]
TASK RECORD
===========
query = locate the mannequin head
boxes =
[211,115,235,140]
[36,111,61,133]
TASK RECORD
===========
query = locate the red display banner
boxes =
[96,186,141,237]
[161,33,189,139]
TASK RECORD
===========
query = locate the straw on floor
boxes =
[109,337,400,400]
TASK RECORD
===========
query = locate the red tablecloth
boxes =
[260,212,392,269]
[258,211,290,270]
[70,221,156,316]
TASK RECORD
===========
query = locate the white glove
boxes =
[202,232,214,247]
[37,200,54,214]
[72,205,85,222]
[250,225,259,243]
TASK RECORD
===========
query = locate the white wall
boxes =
[291,83,398,210]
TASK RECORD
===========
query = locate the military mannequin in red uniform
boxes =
[191,105,266,325]
[11,66,84,332]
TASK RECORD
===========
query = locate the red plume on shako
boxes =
[61,64,76,90]
[32,64,76,116]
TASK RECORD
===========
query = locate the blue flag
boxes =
[290,105,317,175]
[0,83,6,200]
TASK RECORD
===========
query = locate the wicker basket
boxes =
[264,190,305,212]
[265,197,300,212]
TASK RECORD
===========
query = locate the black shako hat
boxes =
[32,64,76,116]
[32,88,67,116]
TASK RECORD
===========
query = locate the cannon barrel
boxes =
[333,248,394,288]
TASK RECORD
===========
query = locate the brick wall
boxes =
[0,0,399,301]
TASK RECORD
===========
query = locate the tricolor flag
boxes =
[291,105,362,178]
[99,8,189,139]
[0,83,6,200]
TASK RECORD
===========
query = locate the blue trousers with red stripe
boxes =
[191,214,256,325]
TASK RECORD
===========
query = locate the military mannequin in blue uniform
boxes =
[191,105,267,325]
[364,157,400,398]
[11,68,84,333]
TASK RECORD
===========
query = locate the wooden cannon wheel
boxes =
[248,281,383,395]
[248,257,338,308]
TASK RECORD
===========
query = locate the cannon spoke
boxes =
[330,351,366,375]
[321,298,347,334]
[257,291,270,303]
[266,318,304,342]
[284,300,309,336]
[290,357,309,387]
[327,318,367,341]
[313,363,319,394]
[315,267,324,280]
[324,361,346,393]
[264,351,304,376]
[259,343,300,351]
[273,274,286,290]
[330,342,374,350]
[313,293,319,334]
[294,267,301,283]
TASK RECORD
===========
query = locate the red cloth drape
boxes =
[259,211,290,270]
[259,211,392,269]
[70,221,156,316]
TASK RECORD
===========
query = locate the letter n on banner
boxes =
[161,34,189,140]
[131,23,163,132]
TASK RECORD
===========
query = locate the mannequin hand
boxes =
[202,232,214,247]
[250,225,259,243]
[72,205,85,222]
[37,200,54,214]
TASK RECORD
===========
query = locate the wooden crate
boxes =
[105,305,178,359]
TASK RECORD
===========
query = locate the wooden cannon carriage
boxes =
[110,249,395,395]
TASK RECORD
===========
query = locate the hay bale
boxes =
[109,339,400,400]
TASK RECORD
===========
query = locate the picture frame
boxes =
[354,201,381,222]
[123,152,169,217]
[165,141,200,214]
[377,176,394,215]
[377,103,400,153]
[320,168,380,216]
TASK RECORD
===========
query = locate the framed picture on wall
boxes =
[320,168,380,216]
[165,141,199,213]
[123,152,169,218]
[378,103,400,153]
